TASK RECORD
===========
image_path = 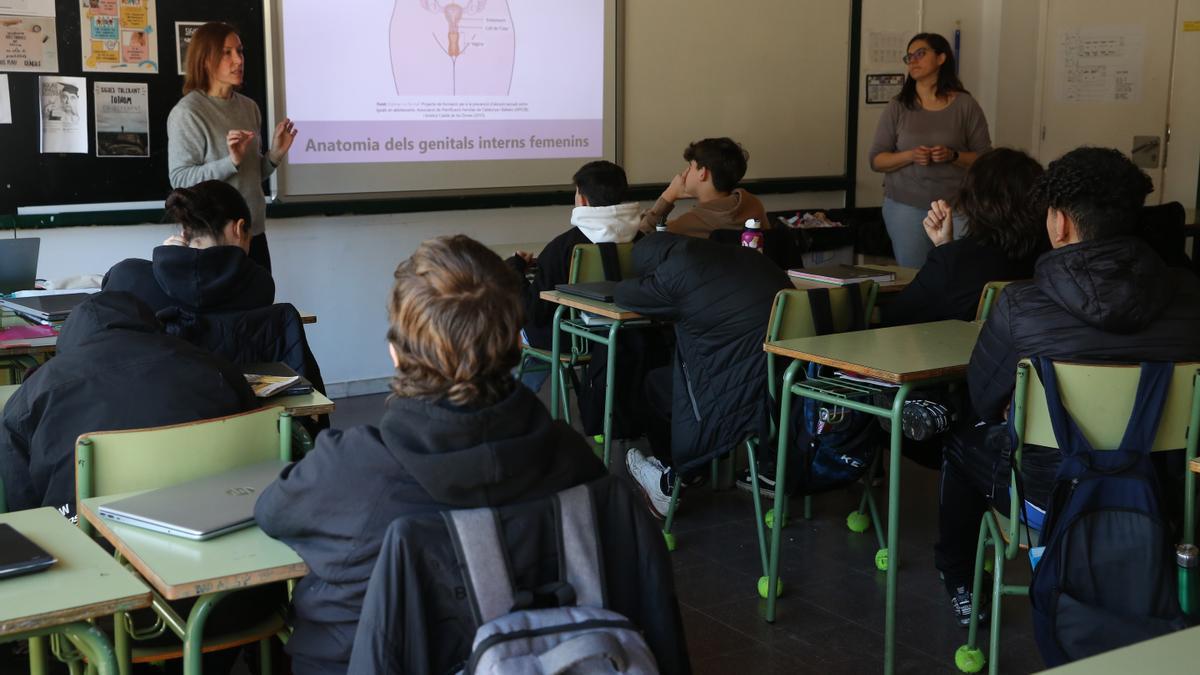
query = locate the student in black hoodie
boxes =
[934,147,1200,627]
[254,236,609,674]
[102,180,274,314]
[0,291,257,522]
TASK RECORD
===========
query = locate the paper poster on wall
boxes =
[0,74,11,123]
[39,75,87,153]
[866,73,904,104]
[174,21,204,75]
[1055,24,1145,103]
[868,31,908,67]
[80,0,159,73]
[0,0,55,17]
[94,81,147,157]
[0,15,59,72]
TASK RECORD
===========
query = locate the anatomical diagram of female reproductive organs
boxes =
[391,0,515,96]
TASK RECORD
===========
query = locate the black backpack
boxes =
[1027,359,1188,666]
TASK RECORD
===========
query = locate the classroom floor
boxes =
[330,392,1051,674]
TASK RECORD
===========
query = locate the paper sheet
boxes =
[39,75,88,153]
[0,74,11,123]
[80,0,159,73]
[868,31,909,67]
[95,81,149,157]
[0,14,59,72]
[0,0,55,18]
[1055,24,1145,103]
[174,21,205,75]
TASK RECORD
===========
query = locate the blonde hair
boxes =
[182,22,239,95]
[387,235,522,406]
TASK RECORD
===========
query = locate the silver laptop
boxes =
[97,460,286,541]
[0,238,40,293]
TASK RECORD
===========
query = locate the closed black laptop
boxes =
[555,281,618,303]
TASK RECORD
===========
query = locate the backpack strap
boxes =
[1034,358,1174,465]
[597,243,622,281]
[807,288,835,336]
[444,508,516,625]
[555,484,606,608]
[538,632,630,675]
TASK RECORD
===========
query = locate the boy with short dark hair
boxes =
[507,160,640,351]
[637,137,767,238]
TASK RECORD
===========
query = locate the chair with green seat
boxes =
[74,405,294,675]
[974,280,1017,323]
[517,241,637,427]
[954,360,1200,675]
[661,282,882,579]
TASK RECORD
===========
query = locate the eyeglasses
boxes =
[902,48,929,65]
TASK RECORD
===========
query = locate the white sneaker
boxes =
[625,448,672,520]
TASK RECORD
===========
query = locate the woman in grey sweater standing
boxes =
[167,22,296,272]
[868,32,991,268]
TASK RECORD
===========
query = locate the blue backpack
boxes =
[1027,359,1188,666]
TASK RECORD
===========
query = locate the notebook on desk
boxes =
[242,362,314,397]
[555,281,618,303]
[787,265,896,285]
[0,238,40,294]
[97,460,286,541]
[0,292,91,324]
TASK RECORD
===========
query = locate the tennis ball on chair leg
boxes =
[846,510,871,533]
[757,576,784,599]
[954,645,985,673]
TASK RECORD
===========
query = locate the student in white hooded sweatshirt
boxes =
[507,161,641,356]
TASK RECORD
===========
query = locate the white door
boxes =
[1036,0,1179,203]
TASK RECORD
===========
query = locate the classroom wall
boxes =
[26,191,842,397]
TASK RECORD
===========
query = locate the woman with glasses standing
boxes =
[167,22,297,272]
[868,33,991,268]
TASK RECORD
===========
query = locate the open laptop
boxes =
[0,292,91,324]
[0,238,40,294]
[555,281,618,303]
[97,460,286,541]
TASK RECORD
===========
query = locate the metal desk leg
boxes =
[29,636,48,675]
[882,383,912,675]
[182,590,231,675]
[600,321,620,467]
[764,360,804,622]
[548,305,566,420]
[59,622,119,675]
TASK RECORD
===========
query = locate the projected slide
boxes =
[281,0,604,166]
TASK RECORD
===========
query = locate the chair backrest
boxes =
[75,406,292,506]
[568,243,637,283]
[1015,360,1200,452]
[765,283,877,401]
[975,280,1018,322]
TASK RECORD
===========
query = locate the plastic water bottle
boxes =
[741,218,763,252]
[1178,544,1198,615]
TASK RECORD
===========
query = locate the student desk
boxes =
[299,311,316,325]
[763,319,981,675]
[0,383,333,418]
[0,507,152,675]
[79,494,308,675]
[789,264,918,294]
[1038,623,1200,673]
[540,290,645,467]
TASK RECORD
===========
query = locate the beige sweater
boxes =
[638,188,768,238]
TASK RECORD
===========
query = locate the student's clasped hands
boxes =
[923,199,953,246]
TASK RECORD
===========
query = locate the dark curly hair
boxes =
[387,235,521,407]
[954,148,1047,261]
[1030,147,1152,241]
[683,137,749,193]
[896,33,968,110]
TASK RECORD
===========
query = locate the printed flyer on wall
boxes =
[40,75,87,153]
[95,81,148,157]
[0,15,59,72]
[0,74,11,123]
[80,0,158,73]
[174,21,204,75]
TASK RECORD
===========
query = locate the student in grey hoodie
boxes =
[506,160,641,350]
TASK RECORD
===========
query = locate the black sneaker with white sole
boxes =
[734,468,776,498]
[948,583,991,628]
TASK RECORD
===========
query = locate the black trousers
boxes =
[643,365,674,465]
[249,232,272,273]
[934,420,1058,589]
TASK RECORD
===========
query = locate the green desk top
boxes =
[765,320,982,383]
[538,290,644,321]
[272,390,335,417]
[79,493,307,601]
[1039,624,1200,673]
[0,508,151,635]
